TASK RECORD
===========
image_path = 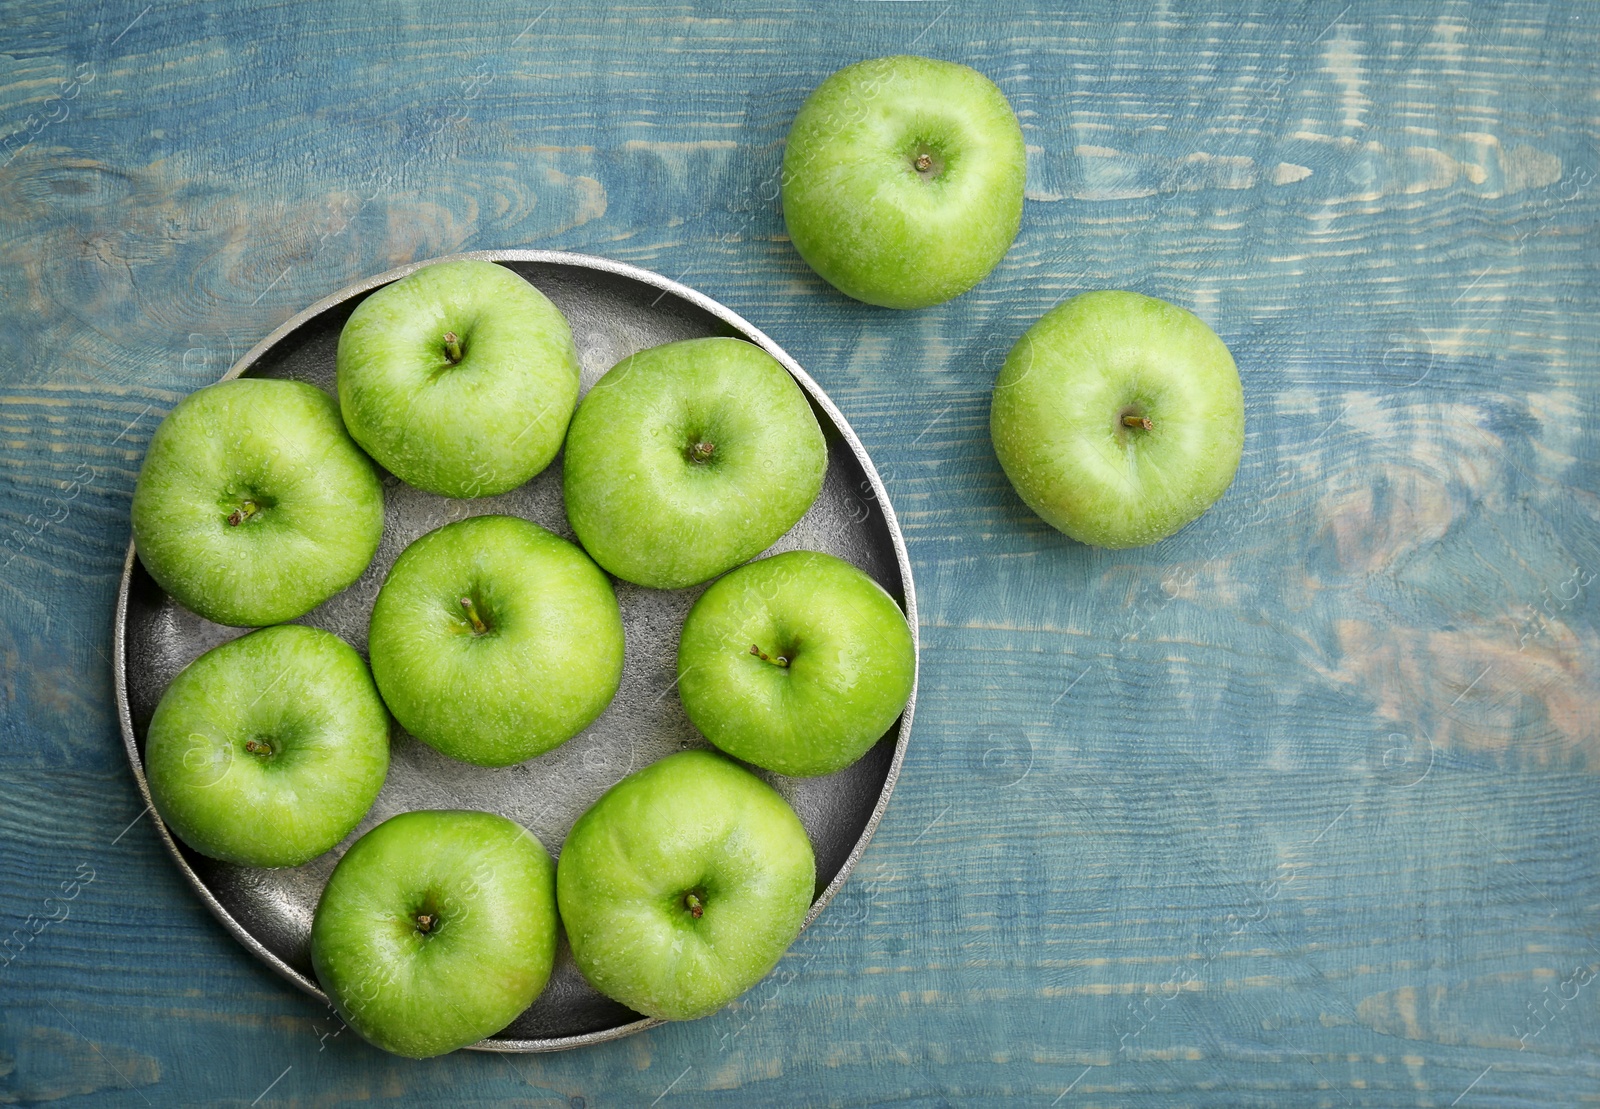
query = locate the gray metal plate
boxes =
[113,250,917,1053]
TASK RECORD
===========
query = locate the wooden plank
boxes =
[2,0,1598,1104]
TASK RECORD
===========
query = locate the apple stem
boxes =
[914,152,932,172]
[1122,414,1154,431]
[226,500,260,527]
[443,331,463,364]
[749,644,789,668]
[460,596,489,635]
[687,440,715,464]
[415,913,436,934]
[684,892,704,919]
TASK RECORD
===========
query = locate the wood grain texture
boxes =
[3,0,1598,1104]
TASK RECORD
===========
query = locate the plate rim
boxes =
[112,248,919,1053]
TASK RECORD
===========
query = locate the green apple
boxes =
[144,624,390,868]
[556,750,815,1021]
[990,290,1245,548]
[367,514,624,767]
[131,378,384,626]
[677,551,914,777]
[311,809,557,1057]
[781,55,1026,309]
[336,259,580,498]
[562,337,827,589]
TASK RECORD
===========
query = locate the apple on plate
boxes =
[781,55,1027,309]
[143,624,390,868]
[562,337,827,589]
[367,514,624,767]
[312,809,558,1057]
[677,550,915,777]
[131,377,384,627]
[556,750,815,1021]
[990,290,1245,548]
[337,259,581,498]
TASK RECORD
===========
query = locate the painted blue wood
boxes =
[3,0,1597,1104]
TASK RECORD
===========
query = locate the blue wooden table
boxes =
[3,2,1597,1105]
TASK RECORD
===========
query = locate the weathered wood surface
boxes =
[3,1,1597,1104]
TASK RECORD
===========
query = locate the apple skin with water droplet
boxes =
[555,750,815,1021]
[781,54,1026,309]
[990,290,1245,549]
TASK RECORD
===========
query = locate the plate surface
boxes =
[113,250,917,1052]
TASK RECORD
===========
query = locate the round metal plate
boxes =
[112,250,918,1052]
